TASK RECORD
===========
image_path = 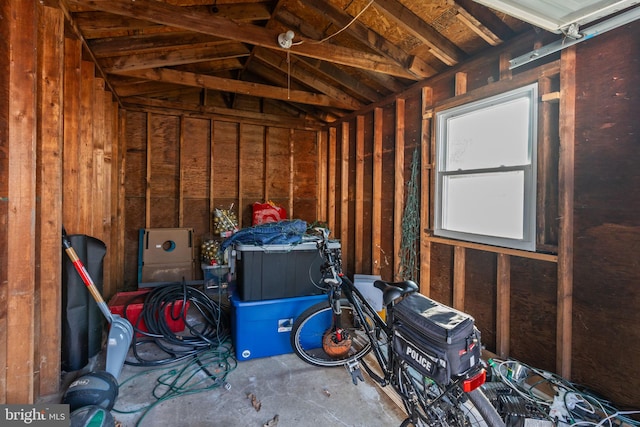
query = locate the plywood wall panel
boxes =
[240,123,266,200]
[212,121,239,201]
[149,114,179,199]
[429,243,454,306]
[265,127,291,198]
[124,111,147,197]
[182,117,210,199]
[464,250,497,352]
[293,130,317,200]
[571,22,640,408]
[509,257,557,373]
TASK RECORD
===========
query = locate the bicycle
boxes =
[290,228,505,427]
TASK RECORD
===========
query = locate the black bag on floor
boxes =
[392,293,481,385]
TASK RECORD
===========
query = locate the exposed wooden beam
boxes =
[302,0,436,78]
[297,57,382,103]
[88,32,227,58]
[449,0,509,46]
[70,0,419,79]
[557,46,576,379]
[253,48,364,111]
[373,0,467,66]
[449,0,516,43]
[102,43,251,72]
[122,96,325,129]
[118,67,359,109]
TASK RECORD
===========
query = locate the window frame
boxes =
[433,83,539,251]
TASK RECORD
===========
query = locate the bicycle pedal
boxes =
[345,360,365,385]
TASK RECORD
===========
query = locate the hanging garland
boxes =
[398,148,421,282]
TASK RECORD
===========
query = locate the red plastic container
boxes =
[108,290,189,336]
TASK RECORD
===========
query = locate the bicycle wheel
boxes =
[395,363,504,427]
[291,299,374,367]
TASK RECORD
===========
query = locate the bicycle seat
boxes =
[374,280,419,306]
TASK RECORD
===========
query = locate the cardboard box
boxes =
[140,261,195,284]
[139,228,194,265]
[234,241,340,301]
[108,290,189,336]
[231,293,326,361]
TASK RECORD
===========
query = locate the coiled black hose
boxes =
[123,283,230,367]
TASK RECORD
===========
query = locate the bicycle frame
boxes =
[291,229,504,426]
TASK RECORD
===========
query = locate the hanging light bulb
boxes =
[277,30,295,49]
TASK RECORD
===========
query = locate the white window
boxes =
[434,83,538,251]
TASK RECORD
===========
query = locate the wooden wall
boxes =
[0,1,637,410]
[122,111,320,289]
[320,23,640,409]
[0,2,124,402]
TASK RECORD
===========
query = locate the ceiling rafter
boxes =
[102,43,251,72]
[117,67,361,110]
[69,0,421,80]
[373,0,468,66]
[300,0,436,78]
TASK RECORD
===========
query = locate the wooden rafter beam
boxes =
[373,0,467,66]
[301,0,436,78]
[449,0,515,46]
[69,0,419,80]
[253,48,364,111]
[117,67,360,110]
[101,42,251,72]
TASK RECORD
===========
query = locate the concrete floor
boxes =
[112,351,407,427]
[56,290,407,427]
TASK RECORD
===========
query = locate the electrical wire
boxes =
[488,357,640,427]
[291,0,375,47]
[123,283,231,367]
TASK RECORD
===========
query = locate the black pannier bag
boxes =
[392,293,482,385]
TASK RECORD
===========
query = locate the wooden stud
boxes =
[340,121,350,269]
[289,128,295,218]
[317,130,328,223]
[145,112,152,228]
[394,99,405,280]
[355,115,365,273]
[496,253,511,358]
[62,37,81,231]
[238,124,244,229]
[79,61,95,234]
[372,108,383,276]
[499,52,512,81]
[264,127,270,201]
[178,116,185,227]
[209,120,215,233]
[420,87,433,296]
[453,246,466,310]
[327,127,337,233]
[6,0,37,403]
[35,3,64,397]
[557,46,576,379]
[455,72,468,96]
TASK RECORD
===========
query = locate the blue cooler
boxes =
[231,293,327,361]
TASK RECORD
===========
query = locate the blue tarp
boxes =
[220,219,307,253]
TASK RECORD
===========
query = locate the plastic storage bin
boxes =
[234,241,340,301]
[230,293,326,361]
[202,263,230,290]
